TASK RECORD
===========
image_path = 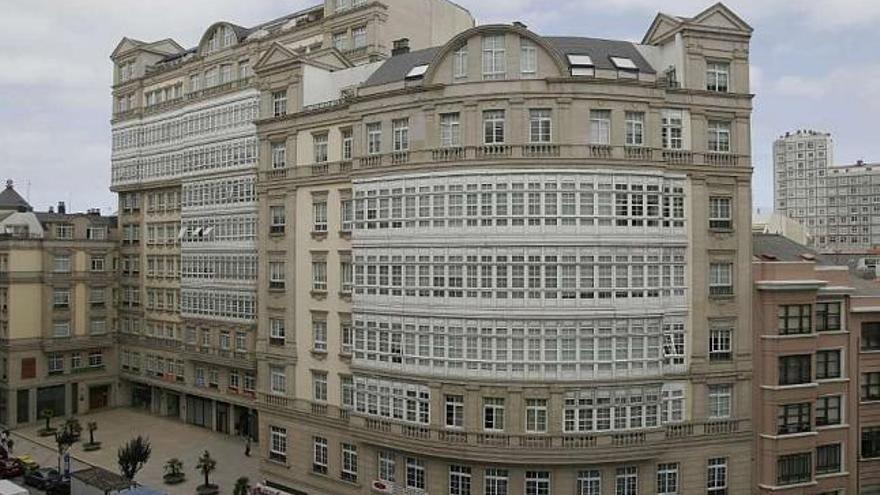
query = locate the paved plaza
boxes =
[12,408,260,494]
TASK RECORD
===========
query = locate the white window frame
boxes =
[709,197,732,230]
[590,110,611,145]
[708,121,732,153]
[706,61,730,92]
[524,471,550,495]
[525,398,548,433]
[483,397,505,431]
[440,113,461,148]
[367,123,382,155]
[625,111,644,147]
[483,110,505,145]
[656,463,679,495]
[393,119,410,152]
[272,142,286,169]
[577,470,601,495]
[520,38,537,76]
[313,200,328,232]
[709,262,734,296]
[708,384,732,419]
[270,366,286,395]
[707,458,727,494]
[272,90,287,117]
[445,394,464,429]
[453,45,468,79]
[529,109,552,143]
[269,426,287,462]
[482,34,506,80]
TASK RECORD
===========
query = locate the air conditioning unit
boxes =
[371,480,393,494]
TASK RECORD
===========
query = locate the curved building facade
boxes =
[254,4,754,495]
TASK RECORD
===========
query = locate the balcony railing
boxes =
[260,145,749,183]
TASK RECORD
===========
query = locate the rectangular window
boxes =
[709,262,733,296]
[352,25,367,49]
[708,121,731,153]
[577,470,600,495]
[779,355,812,386]
[625,111,644,146]
[709,197,732,229]
[815,395,841,426]
[269,318,286,346]
[48,354,63,374]
[378,451,395,482]
[313,319,327,352]
[862,322,880,350]
[484,110,505,144]
[863,372,880,401]
[270,367,286,395]
[53,321,70,338]
[272,90,287,117]
[525,471,550,495]
[528,109,552,143]
[453,46,468,79]
[312,261,327,291]
[53,289,70,308]
[393,119,409,152]
[90,256,105,272]
[778,304,812,335]
[269,261,285,290]
[863,427,880,458]
[270,206,286,234]
[709,326,732,361]
[816,302,841,332]
[313,437,328,474]
[615,467,637,495]
[313,133,329,163]
[706,62,730,92]
[483,397,505,431]
[777,453,811,486]
[342,129,353,160]
[589,110,611,145]
[816,350,841,380]
[406,457,425,490]
[313,372,328,402]
[777,403,811,435]
[367,123,382,155]
[272,142,286,169]
[661,109,684,150]
[707,458,727,494]
[482,34,506,80]
[520,39,537,75]
[332,31,348,51]
[269,426,287,462]
[656,463,679,495]
[525,398,547,433]
[449,465,472,495]
[440,113,461,147]
[313,200,328,232]
[708,384,732,419]
[53,255,71,273]
[816,444,841,474]
[341,443,358,482]
[445,395,464,428]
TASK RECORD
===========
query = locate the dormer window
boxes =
[482,35,506,80]
[405,64,429,80]
[520,39,537,76]
[453,46,468,79]
[567,55,594,77]
[610,56,639,78]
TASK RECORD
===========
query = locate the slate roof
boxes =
[752,233,827,263]
[363,34,657,88]
[543,36,655,74]
[0,181,31,212]
[35,212,117,225]
[363,46,443,87]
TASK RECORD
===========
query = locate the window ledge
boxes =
[815,471,848,480]
[860,349,880,354]
[860,456,880,462]
[816,330,848,335]
[760,383,818,391]
[761,333,817,340]
[265,458,289,469]
[816,423,849,431]
[338,230,351,239]
[759,431,817,440]
[709,228,734,234]
[311,349,328,360]
[311,231,328,240]
[860,399,880,405]
[708,294,735,301]
[758,481,817,491]
[311,290,328,300]
[268,231,286,238]
[816,377,848,384]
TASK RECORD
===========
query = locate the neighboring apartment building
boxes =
[753,233,880,494]
[253,3,754,495]
[774,129,880,253]
[109,0,473,439]
[0,181,118,427]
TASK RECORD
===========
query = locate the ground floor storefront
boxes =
[0,379,116,427]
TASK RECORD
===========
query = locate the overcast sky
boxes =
[1,0,877,214]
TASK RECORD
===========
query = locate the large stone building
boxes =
[753,233,880,494]
[774,129,880,253]
[109,0,473,440]
[110,1,757,494]
[0,181,118,427]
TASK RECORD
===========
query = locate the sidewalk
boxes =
[12,408,260,495]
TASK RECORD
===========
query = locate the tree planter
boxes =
[82,442,102,451]
[163,473,185,485]
[196,484,219,495]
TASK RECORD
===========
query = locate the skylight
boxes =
[567,54,593,67]
[610,56,638,70]
[405,64,429,79]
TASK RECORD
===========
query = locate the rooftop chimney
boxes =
[48,206,54,214]
[391,38,410,56]
[57,201,65,214]
[513,21,528,29]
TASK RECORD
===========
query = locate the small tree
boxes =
[55,429,76,471]
[118,436,151,481]
[40,409,56,432]
[233,477,250,495]
[87,422,98,445]
[163,458,185,485]
[196,450,217,488]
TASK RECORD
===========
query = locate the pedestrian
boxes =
[244,437,251,457]
[6,437,13,454]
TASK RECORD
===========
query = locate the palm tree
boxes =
[196,450,217,488]
[233,477,250,495]
[117,436,152,481]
